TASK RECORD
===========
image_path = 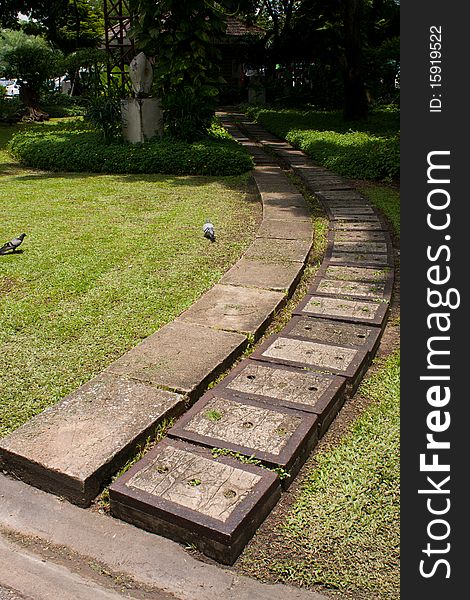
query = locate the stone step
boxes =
[281,315,382,357]
[256,218,313,240]
[177,284,285,337]
[214,359,346,436]
[0,375,185,507]
[294,294,389,326]
[250,333,369,389]
[220,257,304,293]
[168,392,318,487]
[109,438,281,565]
[309,276,391,302]
[105,320,247,399]
[318,264,394,285]
[244,237,312,264]
[328,250,393,268]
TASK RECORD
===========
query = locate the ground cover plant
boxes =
[0,122,260,436]
[8,118,254,176]
[246,106,399,182]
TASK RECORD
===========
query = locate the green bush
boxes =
[40,91,87,118]
[8,121,254,176]
[246,106,399,181]
[287,129,399,181]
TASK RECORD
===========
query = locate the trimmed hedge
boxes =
[8,121,254,176]
[246,106,399,181]
[286,129,399,181]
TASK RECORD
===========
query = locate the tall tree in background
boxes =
[0,29,62,120]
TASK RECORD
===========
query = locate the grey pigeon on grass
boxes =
[203,220,215,242]
[0,233,26,255]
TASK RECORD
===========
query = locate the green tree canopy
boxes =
[0,1,104,53]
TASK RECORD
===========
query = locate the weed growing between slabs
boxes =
[0,123,261,436]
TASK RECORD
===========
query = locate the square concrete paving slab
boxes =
[331,220,387,231]
[282,315,382,356]
[250,334,369,380]
[262,202,312,221]
[177,284,285,335]
[334,230,389,242]
[244,238,312,263]
[319,264,394,285]
[168,392,318,487]
[331,214,382,224]
[106,320,246,398]
[333,240,388,254]
[328,206,375,217]
[309,276,392,302]
[256,218,313,240]
[109,438,281,565]
[329,250,392,268]
[317,190,365,201]
[294,294,388,326]
[216,360,346,436]
[0,375,185,507]
[261,192,308,208]
[220,258,303,293]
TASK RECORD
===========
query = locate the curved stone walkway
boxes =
[0,112,394,567]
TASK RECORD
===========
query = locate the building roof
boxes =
[224,16,265,37]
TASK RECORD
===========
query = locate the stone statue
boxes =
[129,52,154,98]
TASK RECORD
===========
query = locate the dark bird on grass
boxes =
[203,220,216,242]
[0,233,26,255]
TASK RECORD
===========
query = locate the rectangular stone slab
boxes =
[309,276,391,302]
[333,231,388,242]
[220,258,303,293]
[281,316,382,355]
[329,250,392,268]
[109,439,281,565]
[250,334,369,379]
[331,220,386,231]
[168,392,318,487]
[333,241,388,254]
[177,284,285,335]
[256,219,313,240]
[328,206,375,216]
[317,190,365,201]
[0,375,185,507]
[106,320,246,398]
[262,203,311,221]
[244,238,312,263]
[216,360,346,436]
[294,294,388,326]
[319,264,394,286]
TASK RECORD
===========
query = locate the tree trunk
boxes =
[19,84,49,122]
[342,0,369,120]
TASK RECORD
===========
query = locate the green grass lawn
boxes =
[0,123,260,436]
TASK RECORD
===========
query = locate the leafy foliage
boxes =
[130,0,227,140]
[1,1,104,53]
[8,120,254,176]
[84,93,122,143]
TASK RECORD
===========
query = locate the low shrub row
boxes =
[286,128,399,181]
[246,106,399,181]
[8,121,254,176]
